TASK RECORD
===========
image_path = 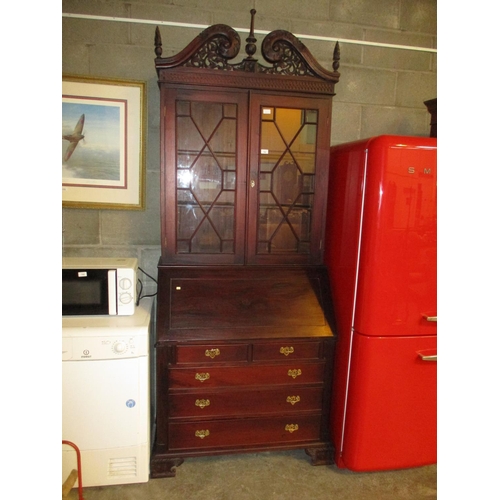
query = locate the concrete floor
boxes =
[66,450,437,500]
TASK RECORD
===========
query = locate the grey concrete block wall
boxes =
[62,0,437,286]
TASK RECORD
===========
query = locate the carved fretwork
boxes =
[257,41,316,77]
[183,36,240,70]
[155,10,340,93]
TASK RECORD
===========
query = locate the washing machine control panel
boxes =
[62,335,148,360]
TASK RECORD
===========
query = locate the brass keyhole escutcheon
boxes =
[285,424,299,433]
[287,369,302,379]
[280,346,294,356]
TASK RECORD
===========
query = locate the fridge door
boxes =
[355,136,437,337]
[339,332,437,471]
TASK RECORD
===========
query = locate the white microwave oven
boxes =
[62,257,138,316]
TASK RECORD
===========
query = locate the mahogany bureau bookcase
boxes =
[150,10,341,478]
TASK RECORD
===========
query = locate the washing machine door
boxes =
[62,357,148,450]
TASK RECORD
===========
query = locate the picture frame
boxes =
[62,75,146,210]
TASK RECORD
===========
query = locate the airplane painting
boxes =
[62,101,122,182]
[62,114,85,162]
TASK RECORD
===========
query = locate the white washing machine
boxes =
[62,297,153,488]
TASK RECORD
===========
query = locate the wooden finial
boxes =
[333,41,340,72]
[154,26,163,58]
[245,9,257,58]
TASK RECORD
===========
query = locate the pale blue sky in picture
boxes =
[62,101,122,182]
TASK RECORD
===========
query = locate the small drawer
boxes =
[174,343,249,364]
[253,341,321,361]
[168,362,325,389]
[169,386,324,418]
[168,415,322,450]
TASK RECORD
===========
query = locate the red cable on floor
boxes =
[62,440,84,500]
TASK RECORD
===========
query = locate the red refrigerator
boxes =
[324,135,437,471]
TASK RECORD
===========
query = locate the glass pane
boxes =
[177,188,196,204]
[260,121,285,156]
[259,172,272,191]
[217,155,236,172]
[177,198,203,240]
[260,158,276,173]
[300,123,317,146]
[177,153,197,169]
[304,109,318,123]
[302,174,315,193]
[209,118,236,153]
[298,193,314,208]
[177,240,190,253]
[224,104,237,118]
[275,108,302,145]
[191,155,222,204]
[257,105,319,256]
[175,98,239,257]
[224,171,236,190]
[177,168,192,188]
[261,107,274,120]
[191,102,223,139]
[260,191,275,207]
[272,223,298,251]
[273,158,302,205]
[177,117,204,151]
[211,203,235,240]
[291,123,317,175]
[176,100,190,116]
[191,218,221,253]
[259,206,283,241]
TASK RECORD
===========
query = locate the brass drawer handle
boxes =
[195,430,210,439]
[287,369,302,379]
[195,372,210,382]
[286,396,301,406]
[280,346,294,356]
[285,424,299,433]
[195,399,211,409]
[205,348,220,359]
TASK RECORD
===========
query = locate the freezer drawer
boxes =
[339,333,436,471]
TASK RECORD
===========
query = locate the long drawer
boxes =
[168,362,326,388]
[169,386,324,418]
[173,341,323,364]
[168,414,322,450]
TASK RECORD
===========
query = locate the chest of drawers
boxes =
[150,266,336,477]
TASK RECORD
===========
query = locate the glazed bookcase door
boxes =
[247,94,332,265]
[161,88,248,264]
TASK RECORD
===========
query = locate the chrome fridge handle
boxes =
[418,353,437,362]
[423,315,437,322]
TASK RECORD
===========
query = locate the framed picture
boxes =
[62,75,146,210]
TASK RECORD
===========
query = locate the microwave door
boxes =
[62,268,114,316]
